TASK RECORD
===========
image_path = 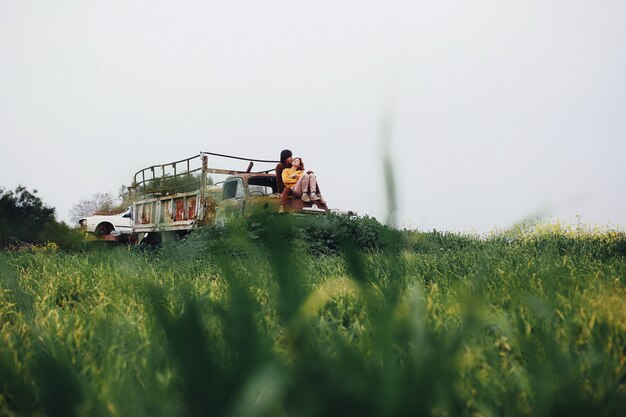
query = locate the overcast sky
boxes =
[1,0,625,232]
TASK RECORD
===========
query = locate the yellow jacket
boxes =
[282,168,304,189]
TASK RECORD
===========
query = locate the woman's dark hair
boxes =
[280,149,292,165]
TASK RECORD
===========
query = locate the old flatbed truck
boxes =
[126,152,329,244]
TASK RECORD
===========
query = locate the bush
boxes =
[169,214,396,258]
[0,186,83,250]
[294,214,395,256]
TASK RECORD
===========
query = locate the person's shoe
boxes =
[301,193,311,203]
[310,193,321,201]
[278,205,285,214]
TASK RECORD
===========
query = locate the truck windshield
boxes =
[223,179,244,199]
[249,185,274,195]
[248,177,277,194]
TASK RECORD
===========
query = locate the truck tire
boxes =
[140,232,162,246]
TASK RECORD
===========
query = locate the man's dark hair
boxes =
[280,149,292,164]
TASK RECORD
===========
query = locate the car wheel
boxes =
[95,223,114,236]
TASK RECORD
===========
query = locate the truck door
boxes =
[216,178,245,224]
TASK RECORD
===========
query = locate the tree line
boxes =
[0,186,85,249]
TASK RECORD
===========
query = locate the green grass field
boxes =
[1,216,625,417]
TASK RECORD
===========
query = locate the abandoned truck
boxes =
[83,152,330,243]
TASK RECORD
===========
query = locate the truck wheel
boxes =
[140,232,162,246]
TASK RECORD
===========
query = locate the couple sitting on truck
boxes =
[276,149,325,213]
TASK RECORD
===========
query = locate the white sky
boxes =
[1,0,625,232]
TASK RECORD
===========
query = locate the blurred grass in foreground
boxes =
[1,215,625,417]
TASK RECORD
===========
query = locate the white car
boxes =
[79,207,134,239]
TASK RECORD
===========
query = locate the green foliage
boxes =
[0,186,83,250]
[136,172,206,197]
[289,214,394,255]
[37,222,84,251]
[0,186,55,244]
[404,229,481,254]
[0,220,625,416]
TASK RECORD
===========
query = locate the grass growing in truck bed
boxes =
[135,172,212,198]
[1,216,625,417]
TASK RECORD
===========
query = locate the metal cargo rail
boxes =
[130,152,277,234]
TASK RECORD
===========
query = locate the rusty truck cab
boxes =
[215,172,328,224]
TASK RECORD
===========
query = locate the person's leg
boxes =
[299,174,311,202]
[308,174,319,199]
[281,187,292,205]
[279,187,292,213]
[292,176,304,198]
[313,183,325,203]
